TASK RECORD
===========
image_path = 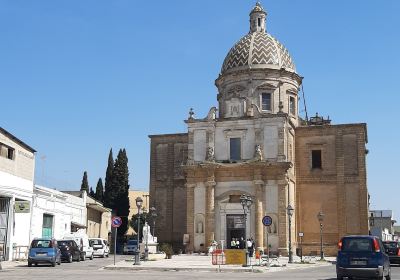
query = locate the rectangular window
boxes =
[0,143,15,160]
[261,93,271,111]
[312,150,322,169]
[289,96,296,115]
[230,138,241,161]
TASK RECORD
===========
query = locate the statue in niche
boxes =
[205,146,215,162]
[197,221,204,234]
[254,144,263,161]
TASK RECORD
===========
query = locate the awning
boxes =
[87,202,111,213]
[71,221,87,229]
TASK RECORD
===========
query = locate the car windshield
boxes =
[127,240,137,245]
[342,238,373,252]
[383,242,398,249]
[90,239,102,246]
[31,240,53,248]
[58,240,74,247]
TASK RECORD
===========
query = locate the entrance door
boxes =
[0,197,10,260]
[42,214,54,238]
[226,214,245,248]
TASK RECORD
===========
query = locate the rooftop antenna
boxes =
[301,84,309,123]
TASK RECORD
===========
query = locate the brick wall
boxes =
[149,133,188,250]
[295,123,368,256]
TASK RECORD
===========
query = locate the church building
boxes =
[149,3,369,256]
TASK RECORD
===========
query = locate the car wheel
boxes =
[68,254,73,263]
[35,263,38,267]
[106,253,109,258]
[386,266,391,280]
[336,276,343,280]
[28,262,32,267]
[81,254,86,261]
[51,261,56,267]
[90,253,94,260]
[77,255,81,262]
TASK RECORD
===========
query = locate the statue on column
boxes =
[254,144,263,161]
[205,146,215,162]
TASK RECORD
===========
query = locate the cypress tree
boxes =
[103,149,114,209]
[111,149,130,236]
[89,187,95,198]
[95,178,104,202]
[80,171,89,194]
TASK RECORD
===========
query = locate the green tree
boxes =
[103,149,114,209]
[111,149,130,237]
[129,211,148,241]
[80,171,89,194]
[89,187,95,197]
[95,178,104,202]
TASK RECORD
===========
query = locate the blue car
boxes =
[28,238,61,267]
[336,235,391,280]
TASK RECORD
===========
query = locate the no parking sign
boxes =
[111,216,122,228]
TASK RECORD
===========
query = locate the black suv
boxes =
[383,241,400,264]
[57,240,82,263]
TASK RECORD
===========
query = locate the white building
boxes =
[30,185,87,241]
[0,127,35,261]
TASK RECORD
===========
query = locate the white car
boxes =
[89,238,109,258]
[64,231,94,260]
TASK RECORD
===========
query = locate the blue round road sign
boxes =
[262,215,273,227]
[112,216,122,228]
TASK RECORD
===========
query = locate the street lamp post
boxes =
[143,209,149,261]
[240,194,253,266]
[317,211,325,261]
[287,205,294,263]
[134,197,143,265]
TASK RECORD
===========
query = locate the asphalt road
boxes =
[1,256,400,280]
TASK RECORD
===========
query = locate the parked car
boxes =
[28,238,61,267]
[64,231,93,260]
[123,239,138,255]
[336,235,391,280]
[89,238,110,258]
[383,241,400,264]
[57,239,82,263]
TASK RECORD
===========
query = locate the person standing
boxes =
[247,238,253,257]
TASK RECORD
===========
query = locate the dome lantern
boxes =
[250,2,267,33]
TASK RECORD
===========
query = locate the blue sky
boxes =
[1,1,399,221]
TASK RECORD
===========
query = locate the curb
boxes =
[104,265,265,273]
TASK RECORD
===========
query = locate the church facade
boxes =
[149,3,368,256]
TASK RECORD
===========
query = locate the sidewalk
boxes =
[104,254,335,273]
[0,260,27,270]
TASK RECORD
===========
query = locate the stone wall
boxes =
[295,123,368,256]
[149,133,188,250]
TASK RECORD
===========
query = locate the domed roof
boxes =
[221,3,296,74]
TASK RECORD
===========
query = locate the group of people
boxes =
[230,237,256,257]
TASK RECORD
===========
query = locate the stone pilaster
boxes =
[277,179,288,255]
[186,184,195,252]
[205,180,216,246]
[254,181,264,248]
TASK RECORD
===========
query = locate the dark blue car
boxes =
[336,235,391,280]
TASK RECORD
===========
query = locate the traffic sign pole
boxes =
[114,227,117,266]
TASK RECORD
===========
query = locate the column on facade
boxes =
[205,180,215,246]
[186,183,195,252]
[254,181,264,249]
[277,178,289,255]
